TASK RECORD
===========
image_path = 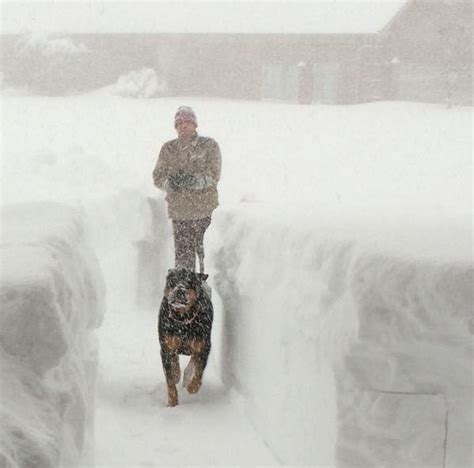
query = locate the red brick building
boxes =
[382,0,472,105]
[1,1,471,105]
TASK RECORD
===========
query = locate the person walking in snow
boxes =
[153,106,221,273]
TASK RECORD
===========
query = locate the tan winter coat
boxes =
[153,134,221,220]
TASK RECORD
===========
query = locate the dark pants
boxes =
[172,217,211,272]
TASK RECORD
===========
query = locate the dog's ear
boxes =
[198,273,209,281]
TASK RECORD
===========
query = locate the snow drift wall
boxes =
[0,202,105,468]
[209,208,473,468]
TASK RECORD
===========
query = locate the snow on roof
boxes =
[2,0,408,35]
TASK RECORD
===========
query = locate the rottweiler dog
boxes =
[158,268,213,407]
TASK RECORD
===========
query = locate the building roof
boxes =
[2,1,408,35]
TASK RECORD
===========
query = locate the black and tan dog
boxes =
[158,268,213,407]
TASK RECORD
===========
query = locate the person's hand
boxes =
[167,171,197,192]
[189,175,216,190]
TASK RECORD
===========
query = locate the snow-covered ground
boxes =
[0,91,472,467]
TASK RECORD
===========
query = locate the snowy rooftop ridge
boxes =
[2,1,408,35]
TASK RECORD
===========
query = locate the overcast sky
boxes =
[1,0,407,35]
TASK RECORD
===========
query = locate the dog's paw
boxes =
[167,397,178,407]
[167,384,178,407]
[186,377,202,394]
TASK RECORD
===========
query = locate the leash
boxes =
[196,241,205,273]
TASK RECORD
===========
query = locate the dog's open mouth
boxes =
[170,299,189,311]
[168,285,191,311]
[168,298,197,324]
[166,282,199,323]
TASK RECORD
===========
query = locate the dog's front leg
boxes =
[187,344,210,394]
[161,349,180,406]
[167,382,178,407]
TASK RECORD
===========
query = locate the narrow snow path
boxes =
[93,292,278,467]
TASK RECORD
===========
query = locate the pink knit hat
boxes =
[174,106,197,127]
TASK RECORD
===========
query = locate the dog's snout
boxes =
[175,287,186,299]
[169,285,188,304]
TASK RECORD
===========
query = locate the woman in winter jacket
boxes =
[153,106,221,272]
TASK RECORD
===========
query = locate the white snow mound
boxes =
[112,68,168,99]
[209,208,473,467]
[0,202,106,468]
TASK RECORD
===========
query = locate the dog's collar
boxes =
[168,307,198,325]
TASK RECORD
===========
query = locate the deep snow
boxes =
[0,91,472,467]
[2,93,470,261]
[207,207,472,466]
[0,202,105,467]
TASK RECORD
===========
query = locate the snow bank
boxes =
[17,33,89,56]
[208,207,473,467]
[3,32,91,95]
[0,202,105,467]
[111,68,168,99]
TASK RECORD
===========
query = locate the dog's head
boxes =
[164,268,208,316]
